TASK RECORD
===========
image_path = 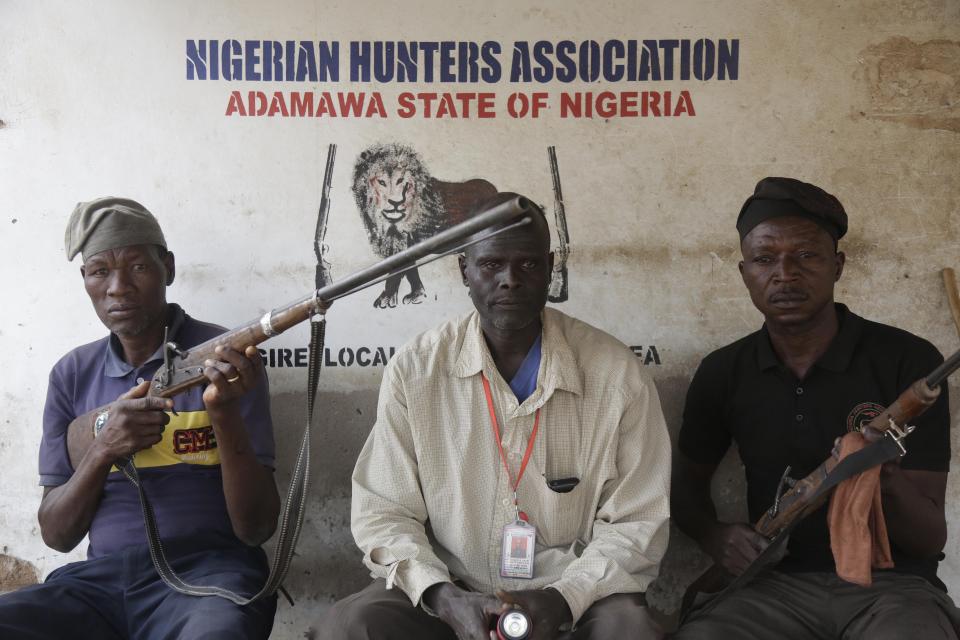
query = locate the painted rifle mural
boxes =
[352,143,497,308]
[547,145,570,303]
[315,143,336,290]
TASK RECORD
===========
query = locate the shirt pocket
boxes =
[528,481,588,549]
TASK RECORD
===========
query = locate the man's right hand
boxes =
[702,522,770,576]
[423,582,502,640]
[91,381,173,464]
[40,382,173,553]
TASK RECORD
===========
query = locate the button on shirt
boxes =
[351,308,671,623]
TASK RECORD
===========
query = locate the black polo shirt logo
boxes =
[846,401,885,432]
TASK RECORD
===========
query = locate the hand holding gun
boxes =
[682,347,960,615]
[146,196,538,401]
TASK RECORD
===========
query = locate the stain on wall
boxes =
[0,553,40,594]
[858,37,960,133]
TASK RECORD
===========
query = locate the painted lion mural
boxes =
[352,143,497,308]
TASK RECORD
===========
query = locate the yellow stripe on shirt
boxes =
[116,410,221,470]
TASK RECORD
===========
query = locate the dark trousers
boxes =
[0,539,276,640]
[674,570,960,640]
[318,579,663,639]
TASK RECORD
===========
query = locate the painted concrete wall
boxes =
[1,0,958,636]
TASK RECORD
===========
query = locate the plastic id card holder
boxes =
[500,520,536,579]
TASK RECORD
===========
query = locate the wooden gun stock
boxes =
[756,349,956,536]
[147,196,536,398]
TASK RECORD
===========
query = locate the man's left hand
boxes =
[202,345,262,409]
[495,588,572,640]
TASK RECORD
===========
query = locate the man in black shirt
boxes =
[672,177,958,639]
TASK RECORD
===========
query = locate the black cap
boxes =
[736,177,847,242]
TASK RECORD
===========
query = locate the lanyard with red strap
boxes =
[481,373,541,523]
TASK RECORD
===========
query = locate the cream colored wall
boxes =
[1,0,958,636]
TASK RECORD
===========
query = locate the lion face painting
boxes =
[352,143,497,308]
[352,143,445,262]
[366,164,417,224]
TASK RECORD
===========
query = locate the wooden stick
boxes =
[943,268,960,342]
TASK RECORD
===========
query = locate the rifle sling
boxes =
[686,434,903,620]
[120,315,326,606]
[122,144,339,606]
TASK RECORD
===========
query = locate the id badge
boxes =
[500,520,537,579]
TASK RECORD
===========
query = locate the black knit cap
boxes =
[736,177,848,242]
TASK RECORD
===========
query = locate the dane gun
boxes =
[148,195,537,399]
[122,195,537,607]
[682,347,960,616]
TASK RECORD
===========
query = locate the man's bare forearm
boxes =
[671,456,722,547]
[209,405,280,546]
[673,490,722,547]
[66,408,103,469]
[43,384,172,552]
[38,443,114,552]
[881,467,947,557]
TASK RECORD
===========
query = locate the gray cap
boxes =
[65,197,167,262]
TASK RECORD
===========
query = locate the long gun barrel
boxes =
[148,196,535,398]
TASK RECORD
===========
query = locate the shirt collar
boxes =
[756,303,862,374]
[454,308,583,397]
[755,326,780,371]
[815,303,861,372]
[104,303,186,377]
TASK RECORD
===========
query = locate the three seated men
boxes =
[0,182,957,639]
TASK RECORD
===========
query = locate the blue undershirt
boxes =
[508,334,542,402]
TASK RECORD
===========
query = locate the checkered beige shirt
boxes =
[351,307,671,623]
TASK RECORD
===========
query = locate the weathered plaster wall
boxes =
[0,0,958,636]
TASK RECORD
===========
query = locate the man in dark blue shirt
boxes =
[0,197,280,639]
[672,178,959,639]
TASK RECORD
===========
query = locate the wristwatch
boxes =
[93,410,109,438]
